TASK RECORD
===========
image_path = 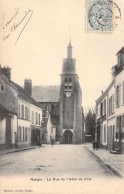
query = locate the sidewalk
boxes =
[84,144,124,178]
[0,145,42,155]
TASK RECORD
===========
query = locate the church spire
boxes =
[67,40,72,59]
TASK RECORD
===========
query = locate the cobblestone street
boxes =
[0,145,119,178]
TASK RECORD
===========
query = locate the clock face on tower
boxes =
[66,92,71,97]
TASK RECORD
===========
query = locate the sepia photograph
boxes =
[0,0,124,193]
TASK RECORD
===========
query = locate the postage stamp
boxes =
[86,0,121,32]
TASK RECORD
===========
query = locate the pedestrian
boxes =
[92,141,96,151]
[96,141,99,150]
[51,137,54,147]
[37,136,42,146]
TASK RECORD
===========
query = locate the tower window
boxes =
[65,78,68,82]
[69,78,72,82]
[69,86,72,89]
[65,86,68,89]
[0,84,5,92]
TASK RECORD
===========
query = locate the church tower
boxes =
[60,41,83,144]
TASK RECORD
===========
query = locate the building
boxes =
[32,42,84,144]
[96,81,114,150]
[0,73,18,149]
[96,47,124,153]
[60,41,83,144]
[112,47,124,152]
[0,66,42,149]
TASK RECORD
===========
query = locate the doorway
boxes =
[5,116,12,148]
[63,130,73,144]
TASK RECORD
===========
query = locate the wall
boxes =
[115,70,124,115]
[0,118,6,145]
[11,115,18,144]
[0,76,18,114]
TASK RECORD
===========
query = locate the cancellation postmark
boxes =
[86,0,121,32]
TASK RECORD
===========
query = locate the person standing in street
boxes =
[51,134,54,147]
[51,137,54,147]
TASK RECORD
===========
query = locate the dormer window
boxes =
[0,84,5,92]
[118,54,121,66]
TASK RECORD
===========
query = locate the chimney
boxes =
[116,47,124,67]
[24,79,32,97]
[1,66,11,80]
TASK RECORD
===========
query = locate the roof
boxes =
[11,81,42,108]
[96,80,115,105]
[116,47,124,55]
[51,115,60,125]
[62,58,76,74]
[32,85,60,102]
[0,104,17,116]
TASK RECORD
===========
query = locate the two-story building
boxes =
[112,47,124,152]
[96,47,124,153]
[96,82,111,149]
[0,66,42,149]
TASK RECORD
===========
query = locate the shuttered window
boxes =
[116,85,121,108]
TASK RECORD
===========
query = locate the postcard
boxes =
[0,0,124,193]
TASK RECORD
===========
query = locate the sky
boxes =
[0,0,124,111]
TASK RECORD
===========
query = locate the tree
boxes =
[85,109,96,142]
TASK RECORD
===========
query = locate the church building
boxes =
[59,41,83,144]
[32,42,84,144]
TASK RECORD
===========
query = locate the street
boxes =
[0,145,117,178]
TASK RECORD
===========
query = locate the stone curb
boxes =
[84,146,122,179]
[0,146,43,156]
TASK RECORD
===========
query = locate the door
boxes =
[63,130,73,144]
[5,116,12,148]
[33,129,40,145]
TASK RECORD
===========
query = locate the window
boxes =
[18,127,22,142]
[28,108,30,121]
[32,111,34,124]
[109,96,113,116]
[23,127,25,140]
[118,55,121,66]
[18,126,28,142]
[35,112,38,125]
[18,104,20,118]
[0,84,5,92]
[25,107,28,120]
[100,102,103,117]
[21,105,24,119]
[116,85,120,108]
[112,94,115,113]
[104,99,106,115]
[116,116,121,142]
[39,114,40,125]
[104,125,106,143]
[65,78,68,82]
[25,127,27,141]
